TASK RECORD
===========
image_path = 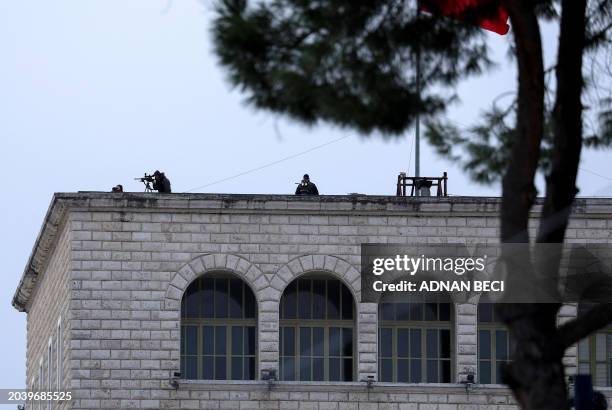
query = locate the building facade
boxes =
[12,193,612,410]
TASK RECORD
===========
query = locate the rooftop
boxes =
[13,192,612,312]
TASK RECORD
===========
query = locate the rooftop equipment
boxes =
[396,172,448,197]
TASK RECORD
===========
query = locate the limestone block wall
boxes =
[14,193,612,410]
[25,220,71,409]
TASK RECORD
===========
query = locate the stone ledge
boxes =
[177,380,514,394]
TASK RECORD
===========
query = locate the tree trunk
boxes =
[496,1,563,409]
[537,0,587,245]
[500,0,543,244]
[497,0,589,409]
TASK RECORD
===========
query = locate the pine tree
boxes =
[211,1,612,408]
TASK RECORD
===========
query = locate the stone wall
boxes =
[26,220,71,409]
[15,193,612,409]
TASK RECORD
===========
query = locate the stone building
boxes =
[12,192,612,410]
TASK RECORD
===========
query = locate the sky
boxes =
[1,0,611,399]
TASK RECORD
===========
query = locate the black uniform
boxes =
[295,181,319,195]
[153,175,172,193]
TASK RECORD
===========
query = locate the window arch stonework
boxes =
[180,272,257,380]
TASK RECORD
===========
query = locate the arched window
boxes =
[279,276,355,381]
[378,293,453,383]
[577,303,612,386]
[180,273,257,380]
[477,303,514,384]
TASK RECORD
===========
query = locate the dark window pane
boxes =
[343,358,353,381]
[282,327,295,356]
[380,359,393,382]
[329,358,340,381]
[232,326,243,356]
[479,361,491,384]
[427,360,438,382]
[300,327,312,356]
[231,357,242,380]
[479,330,491,359]
[441,360,451,382]
[312,280,326,319]
[313,327,324,357]
[380,328,392,357]
[341,284,353,320]
[425,303,438,321]
[379,303,394,321]
[300,357,311,381]
[496,330,508,360]
[396,303,410,320]
[185,357,198,379]
[201,278,214,318]
[439,303,451,321]
[180,331,185,356]
[185,326,197,355]
[410,359,422,383]
[426,329,438,359]
[440,329,451,359]
[245,357,255,380]
[298,279,312,319]
[214,279,228,318]
[329,327,341,356]
[214,356,226,380]
[410,329,422,358]
[282,281,297,319]
[478,303,493,322]
[229,279,243,319]
[409,303,423,321]
[282,357,295,381]
[397,359,409,382]
[327,281,340,319]
[342,328,353,357]
[203,326,214,355]
[202,356,214,379]
[397,329,409,358]
[496,362,504,384]
[183,283,201,318]
[244,286,256,319]
[313,358,324,381]
[245,326,256,356]
[215,326,226,355]
[279,328,282,356]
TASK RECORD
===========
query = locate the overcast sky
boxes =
[1,0,611,399]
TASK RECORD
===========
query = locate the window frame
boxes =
[180,273,258,381]
[378,302,455,384]
[577,327,612,386]
[30,377,36,410]
[56,317,63,391]
[47,337,52,410]
[477,303,513,385]
[577,304,612,387]
[38,358,43,410]
[279,276,356,382]
[477,322,512,384]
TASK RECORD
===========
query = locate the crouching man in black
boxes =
[153,170,172,193]
[295,174,319,196]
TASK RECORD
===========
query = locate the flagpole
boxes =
[415,5,421,178]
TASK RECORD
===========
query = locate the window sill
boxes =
[177,380,513,393]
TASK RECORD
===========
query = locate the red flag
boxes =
[420,0,510,35]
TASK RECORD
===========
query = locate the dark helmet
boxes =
[303,174,310,180]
